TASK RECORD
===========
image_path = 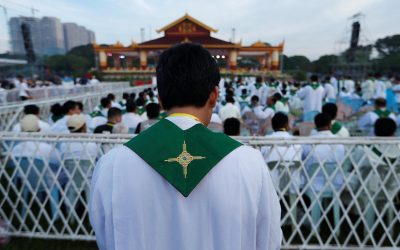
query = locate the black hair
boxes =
[136,97,145,106]
[107,93,115,101]
[251,95,259,103]
[310,75,319,82]
[101,97,111,108]
[126,100,137,113]
[273,93,282,101]
[256,76,262,83]
[50,103,63,116]
[226,95,235,104]
[76,102,83,111]
[375,118,397,136]
[322,103,338,120]
[314,113,332,129]
[241,89,247,95]
[129,92,136,101]
[23,105,39,115]
[375,98,387,108]
[272,112,289,131]
[107,107,122,120]
[122,92,129,100]
[156,43,220,110]
[146,103,160,119]
[62,100,77,115]
[223,118,241,136]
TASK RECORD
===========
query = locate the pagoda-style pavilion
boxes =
[94,14,284,73]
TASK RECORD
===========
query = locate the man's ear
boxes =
[209,86,219,108]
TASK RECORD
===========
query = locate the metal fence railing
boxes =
[0,82,131,105]
[0,84,150,132]
[0,132,399,249]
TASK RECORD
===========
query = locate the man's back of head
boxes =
[157,43,220,111]
[223,118,241,136]
[108,107,122,123]
[272,112,289,132]
[24,105,40,116]
[375,118,397,136]
[322,103,338,120]
[314,113,332,131]
[146,103,160,119]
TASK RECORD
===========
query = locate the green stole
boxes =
[331,121,342,134]
[124,119,242,197]
[371,146,397,165]
[240,94,249,100]
[310,82,321,90]
[254,83,262,90]
[90,110,104,118]
[374,109,391,118]
[137,106,146,115]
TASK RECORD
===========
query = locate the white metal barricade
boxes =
[2,82,131,104]
[0,133,399,249]
[0,84,150,132]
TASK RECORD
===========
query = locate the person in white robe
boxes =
[358,98,396,135]
[121,100,145,133]
[296,75,326,121]
[261,113,303,193]
[51,101,81,134]
[90,43,282,250]
[302,113,345,193]
[219,96,241,122]
[322,103,350,137]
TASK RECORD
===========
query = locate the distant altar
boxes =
[94,13,284,75]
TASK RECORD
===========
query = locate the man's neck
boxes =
[168,106,211,126]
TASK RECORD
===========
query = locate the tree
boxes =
[312,55,339,74]
[375,35,400,58]
[283,55,312,72]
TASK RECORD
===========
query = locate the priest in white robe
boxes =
[90,43,282,250]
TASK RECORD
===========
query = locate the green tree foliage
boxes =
[375,34,400,58]
[44,44,94,75]
[283,55,312,71]
[312,55,339,74]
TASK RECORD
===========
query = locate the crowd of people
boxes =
[0,74,100,102]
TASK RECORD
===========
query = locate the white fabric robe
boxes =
[89,116,282,250]
[296,85,325,114]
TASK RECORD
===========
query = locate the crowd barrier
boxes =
[0,132,399,249]
[0,84,150,132]
[0,82,131,104]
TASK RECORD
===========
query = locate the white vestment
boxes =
[89,116,282,250]
[296,85,325,114]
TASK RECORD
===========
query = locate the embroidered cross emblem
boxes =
[165,141,205,178]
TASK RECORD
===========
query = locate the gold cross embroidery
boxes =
[165,141,205,178]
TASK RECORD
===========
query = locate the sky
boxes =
[0,0,399,60]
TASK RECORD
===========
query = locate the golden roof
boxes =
[156,13,218,33]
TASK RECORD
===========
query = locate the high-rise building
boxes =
[40,17,65,55]
[9,16,96,55]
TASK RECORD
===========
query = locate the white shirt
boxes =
[50,116,70,134]
[121,113,144,130]
[11,141,60,165]
[296,85,325,114]
[219,102,241,122]
[361,79,375,101]
[90,116,282,250]
[374,80,387,99]
[392,84,400,103]
[19,82,29,97]
[253,106,275,120]
[332,120,350,138]
[59,142,99,161]
[261,131,303,194]
[12,119,51,133]
[302,131,345,192]
[344,79,355,94]
[358,110,396,135]
[274,101,289,114]
[324,83,336,100]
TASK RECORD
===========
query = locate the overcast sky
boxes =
[0,0,398,60]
